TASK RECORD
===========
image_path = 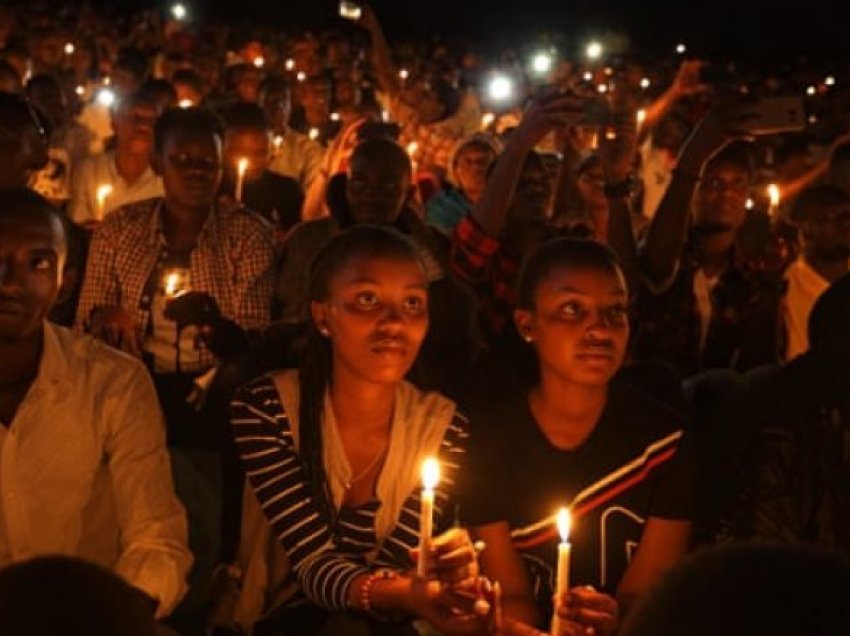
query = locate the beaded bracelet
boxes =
[361,569,399,615]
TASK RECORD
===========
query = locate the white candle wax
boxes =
[95,184,113,222]
[417,457,440,578]
[235,158,249,203]
[551,508,572,636]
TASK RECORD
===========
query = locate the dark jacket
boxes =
[727,352,850,549]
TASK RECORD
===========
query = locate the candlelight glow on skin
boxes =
[417,457,440,578]
[551,508,572,636]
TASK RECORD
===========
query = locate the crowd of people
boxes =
[2,1,850,635]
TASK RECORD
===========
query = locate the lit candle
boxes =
[253,56,265,68]
[297,71,307,83]
[639,77,651,90]
[636,108,647,128]
[164,271,181,298]
[406,141,419,174]
[178,98,194,109]
[95,184,113,221]
[308,128,320,141]
[330,112,341,122]
[235,158,249,203]
[273,135,284,156]
[417,457,440,578]
[767,183,781,217]
[285,58,295,72]
[550,508,572,636]
[64,42,75,56]
[481,112,495,130]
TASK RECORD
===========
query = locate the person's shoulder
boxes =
[101,197,160,229]
[218,202,273,237]
[48,323,150,388]
[609,379,687,439]
[264,170,302,191]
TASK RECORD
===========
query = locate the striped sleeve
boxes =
[230,376,368,610]
[374,412,471,568]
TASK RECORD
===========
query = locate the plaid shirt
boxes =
[75,197,275,369]
[451,215,519,338]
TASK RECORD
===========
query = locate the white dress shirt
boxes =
[0,323,192,617]
[69,149,164,224]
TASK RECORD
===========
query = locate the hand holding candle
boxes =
[417,457,440,578]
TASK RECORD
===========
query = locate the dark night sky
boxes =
[190,0,850,60]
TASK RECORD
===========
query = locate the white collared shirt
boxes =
[0,323,192,617]
[69,149,164,224]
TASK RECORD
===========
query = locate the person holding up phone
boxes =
[632,107,791,377]
[352,4,481,176]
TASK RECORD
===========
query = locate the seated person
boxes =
[229,226,490,633]
[425,135,498,236]
[621,544,850,636]
[220,101,304,236]
[0,189,192,618]
[729,272,850,549]
[462,238,694,633]
[0,556,166,636]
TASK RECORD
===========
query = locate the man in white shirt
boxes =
[259,77,324,190]
[0,188,191,618]
[70,91,164,225]
[783,185,850,359]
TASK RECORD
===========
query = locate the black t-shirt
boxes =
[223,171,304,231]
[461,380,694,616]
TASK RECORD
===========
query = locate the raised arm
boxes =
[358,5,401,98]
[638,60,709,144]
[640,111,743,287]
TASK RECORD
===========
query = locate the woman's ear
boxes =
[311,300,330,337]
[514,309,535,343]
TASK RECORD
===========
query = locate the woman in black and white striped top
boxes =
[230,226,488,634]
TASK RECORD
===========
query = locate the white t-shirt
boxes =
[693,269,720,353]
[69,149,164,224]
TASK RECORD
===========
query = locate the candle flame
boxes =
[297,71,307,83]
[636,109,647,126]
[767,183,781,207]
[556,507,571,542]
[237,157,249,177]
[164,272,180,297]
[421,457,440,491]
[308,128,320,141]
[285,58,295,71]
[399,68,410,80]
[96,184,113,204]
[178,98,194,109]
[253,56,265,68]
[273,135,283,148]
[406,141,419,157]
[481,112,495,129]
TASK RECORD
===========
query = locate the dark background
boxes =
[102,0,849,62]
